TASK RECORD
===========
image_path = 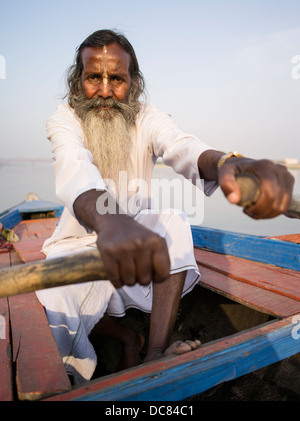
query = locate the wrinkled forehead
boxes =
[81,43,131,74]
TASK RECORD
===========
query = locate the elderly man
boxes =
[36,30,294,384]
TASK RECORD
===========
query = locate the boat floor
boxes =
[1,218,300,401]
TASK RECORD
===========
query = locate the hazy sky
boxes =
[1,0,300,161]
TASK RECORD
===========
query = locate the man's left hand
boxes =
[218,158,295,219]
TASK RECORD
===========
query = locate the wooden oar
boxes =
[0,248,106,299]
[236,173,300,219]
[0,174,298,299]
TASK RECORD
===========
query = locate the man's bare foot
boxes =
[144,339,201,363]
[164,339,201,356]
[118,331,145,371]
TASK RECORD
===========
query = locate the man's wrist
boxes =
[73,189,114,234]
[217,151,245,170]
[197,150,224,180]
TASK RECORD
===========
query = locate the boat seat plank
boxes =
[268,233,300,244]
[8,292,71,401]
[13,219,58,241]
[195,248,300,296]
[0,298,13,401]
[13,239,46,262]
[12,219,58,263]
[197,264,300,317]
[195,248,300,318]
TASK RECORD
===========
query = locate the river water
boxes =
[0,161,299,237]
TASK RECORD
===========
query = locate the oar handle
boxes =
[283,197,300,219]
[236,173,260,208]
[236,172,300,219]
[0,248,107,298]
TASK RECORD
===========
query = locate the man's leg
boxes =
[92,314,145,370]
[144,271,200,363]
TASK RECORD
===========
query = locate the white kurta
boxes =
[36,103,218,384]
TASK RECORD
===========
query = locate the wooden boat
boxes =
[0,198,300,401]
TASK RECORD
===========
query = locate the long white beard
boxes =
[82,110,133,187]
[73,93,141,209]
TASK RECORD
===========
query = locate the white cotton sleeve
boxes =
[140,105,219,196]
[46,104,107,217]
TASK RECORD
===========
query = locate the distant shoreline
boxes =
[0,159,52,165]
[274,161,300,170]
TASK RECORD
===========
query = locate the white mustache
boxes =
[83,97,122,110]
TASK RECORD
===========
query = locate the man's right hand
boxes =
[96,213,171,289]
[73,189,171,289]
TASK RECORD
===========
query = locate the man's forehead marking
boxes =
[102,45,108,85]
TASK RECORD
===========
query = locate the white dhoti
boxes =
[36,209,200,384]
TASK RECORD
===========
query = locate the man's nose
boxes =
[98,78,113,98]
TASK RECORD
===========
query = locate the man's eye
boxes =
[88,75,101,84]
[111,76,124,85]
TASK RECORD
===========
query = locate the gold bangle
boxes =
[217,151,244,169]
